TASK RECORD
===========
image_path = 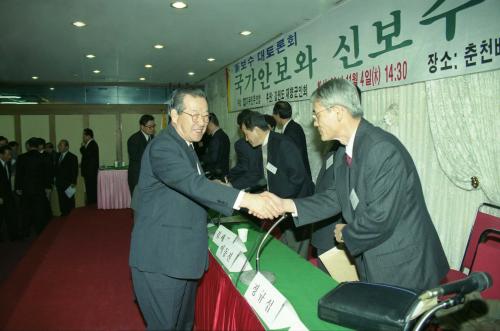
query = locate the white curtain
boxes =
[425,70,500,204]
[204,69,498,269]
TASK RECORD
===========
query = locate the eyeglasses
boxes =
[312,106,335,120]
[144,124,156,129]
[183,111,210,123]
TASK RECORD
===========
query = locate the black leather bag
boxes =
[318,281,420,331]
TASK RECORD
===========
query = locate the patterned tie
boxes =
[345,153,352,167]
[188,144,201,175]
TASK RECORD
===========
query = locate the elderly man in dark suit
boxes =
[241,111,314,258]
[80,128,99,205]
[227,109,264,190]
[15,138,51,236]
[127,114,155,195]
[55,140,78,216]
[273,101,311,177]
[129,88,281,330]
[202,113,230,180]
[272,78,449,291]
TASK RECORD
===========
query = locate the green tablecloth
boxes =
[207,214,350,331]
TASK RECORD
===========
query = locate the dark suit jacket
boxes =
[203,129,230,178]
[283,120,311,177]
[0,161,13,203]
[15,150,51,195]
[129,125,240,279]
[55,152,78,190]
[127,130,152,192]
[80,140,99,178]
[311,150,342,251]
[266,131,314,199]
[227,138,263,190]
[293,119,449,290]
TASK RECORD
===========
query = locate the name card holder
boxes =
[212,224,247,252]
[244,272,308,330]
[215,241,252,273]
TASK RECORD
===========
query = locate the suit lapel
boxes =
[166,126,201,174]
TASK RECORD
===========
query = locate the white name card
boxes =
[244,272,308,330]
[213,224,247,252]
[215,241,252,273]
[212,224,237,246]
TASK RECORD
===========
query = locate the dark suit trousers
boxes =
[57,187,75,216]
[0,202,18,240]
[84,174,97,204]
[20,193,47,235]
[131,268,198,331]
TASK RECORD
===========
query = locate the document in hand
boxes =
[319,247,359,282]
[65,185,76,198]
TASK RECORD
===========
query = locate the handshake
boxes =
[239,191,295,220]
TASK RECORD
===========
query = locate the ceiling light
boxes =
[93,70,101,74]
[154,44,164,49]
[86,54,95,59]
[0,95,20,99]
[32,76,39,80]
[139,77,146,81]
[171,2,188,9]
[145,64,153,68]
[240,30,252,36]
[50,87,55,91]
[72,21,86,28]
[188,72,195,76]
[207,58,215,62]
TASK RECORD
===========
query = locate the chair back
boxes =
[470,228,500,299]
[461,203,500,272]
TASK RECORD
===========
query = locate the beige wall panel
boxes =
[20,115,50,147]
[0,115,15,141]
[55,115,84,163]
[89,114,116,166]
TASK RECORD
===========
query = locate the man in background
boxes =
[227,109,264,190]
[55,140,78,216]
[80,128,99,205]
[0,145,18,241]
[127,114,155,195]
[15,137,51,236]
[202,112,230,180]
[272,101,311,177]
[241,111,314,257]
[0,136,8,147]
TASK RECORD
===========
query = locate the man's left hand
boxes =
[335,224,346,243]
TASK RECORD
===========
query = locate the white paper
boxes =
[65,185,76,198]
[212,225,237,246]
[266,162,277,175]
[215,242,252,272]
[244,272,307,330]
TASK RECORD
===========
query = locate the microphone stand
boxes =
[240,214,289,285]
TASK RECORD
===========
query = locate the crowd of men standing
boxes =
[0,130,99,241]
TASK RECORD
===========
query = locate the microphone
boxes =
[239,213,289,285]
[419,272,492,300]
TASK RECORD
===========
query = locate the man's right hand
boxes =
[240,192,283,220]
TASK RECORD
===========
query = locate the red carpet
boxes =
[0,207,145,331]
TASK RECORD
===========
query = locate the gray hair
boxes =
[311,78,363,117]
[169,88,207,114]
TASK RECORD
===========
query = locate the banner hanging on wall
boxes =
[227,0,500,112]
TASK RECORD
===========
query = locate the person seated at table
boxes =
[241,111,314,258]
[55,139,78,216]
[127,114,156,195]
[227,109,264,190]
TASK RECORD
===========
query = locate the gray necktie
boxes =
[262,144,268,184]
